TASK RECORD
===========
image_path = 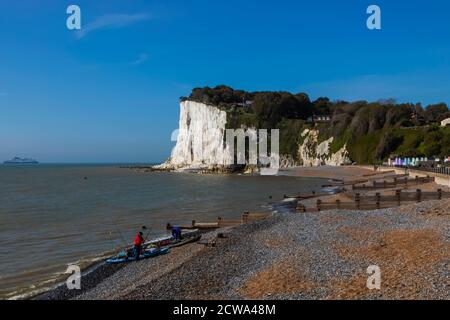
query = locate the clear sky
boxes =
[0,0,449,163]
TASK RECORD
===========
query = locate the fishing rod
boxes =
[110,217,129,248]
[141,220,159,248]
[141,224,153,242]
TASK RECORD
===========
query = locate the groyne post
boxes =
[396,189,401,205]
[376,193,381,209]
[355,193,360,210]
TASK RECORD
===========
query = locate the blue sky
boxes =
[0,0,449,162]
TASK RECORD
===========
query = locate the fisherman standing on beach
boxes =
[166,223,183,240]
[133,231,145,260]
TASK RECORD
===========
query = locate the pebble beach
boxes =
[37,167,450,300]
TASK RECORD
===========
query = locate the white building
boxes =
[307,115,331,123]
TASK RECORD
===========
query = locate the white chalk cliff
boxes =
[154,100,231,171]
[298,129,350,166]
[155,101,350,172]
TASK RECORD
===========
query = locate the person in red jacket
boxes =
[132,231,145,260]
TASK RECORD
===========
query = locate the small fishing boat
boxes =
[106,247,169,265]
[166,235,202,248]
[143,229,200,248]
[105,229,201,265]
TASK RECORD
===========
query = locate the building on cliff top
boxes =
[307,115,331,123]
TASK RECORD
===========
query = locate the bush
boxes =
[374,129,403,160]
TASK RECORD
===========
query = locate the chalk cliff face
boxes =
[154,100,231,171]
[298,129,350,166]
[279,154,299,168]
[155,101,350,172]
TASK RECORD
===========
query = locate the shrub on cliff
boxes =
[423,103,449,123]
[393,128,425,158]
[184,85,252,108]
[252,91,313,127]
[278,119,306,159]
[348,104,387,137]
[374,129,403,160]
[422,127,443,157]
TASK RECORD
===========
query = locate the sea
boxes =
[0,164,326,299]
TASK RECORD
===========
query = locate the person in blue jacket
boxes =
[166,223,182,240]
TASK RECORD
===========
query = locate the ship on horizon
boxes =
[3,156,39,164]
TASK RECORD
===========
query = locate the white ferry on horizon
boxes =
[3,156,39,164]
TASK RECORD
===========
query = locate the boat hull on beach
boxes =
[105,231,201,265]
[106,247,170,265]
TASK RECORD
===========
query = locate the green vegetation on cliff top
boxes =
[181,85,450,164]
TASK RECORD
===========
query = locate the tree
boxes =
[423,129,442,157]
[424,103,449,123]
[252,92,282,126]
[252,91,312,126]
[367,104,387,133]
[187,85,252,107]
[440,130,450,158]
[278,93,312,119]
[313,97,331,115]
[374,130,402,160]
[384,104,413,127]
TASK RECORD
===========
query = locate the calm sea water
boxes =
[0,164,325,299]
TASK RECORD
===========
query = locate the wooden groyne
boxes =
[179,212,271,230]
[356,165,450,188]
[352,176,435,190]
[322,173,410,188]
[297,173,448,214]
[298,189,448,212]
[284,191,332,200]
[173,167,448,229]
[293,165,450,213]
[362,170,395,177]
